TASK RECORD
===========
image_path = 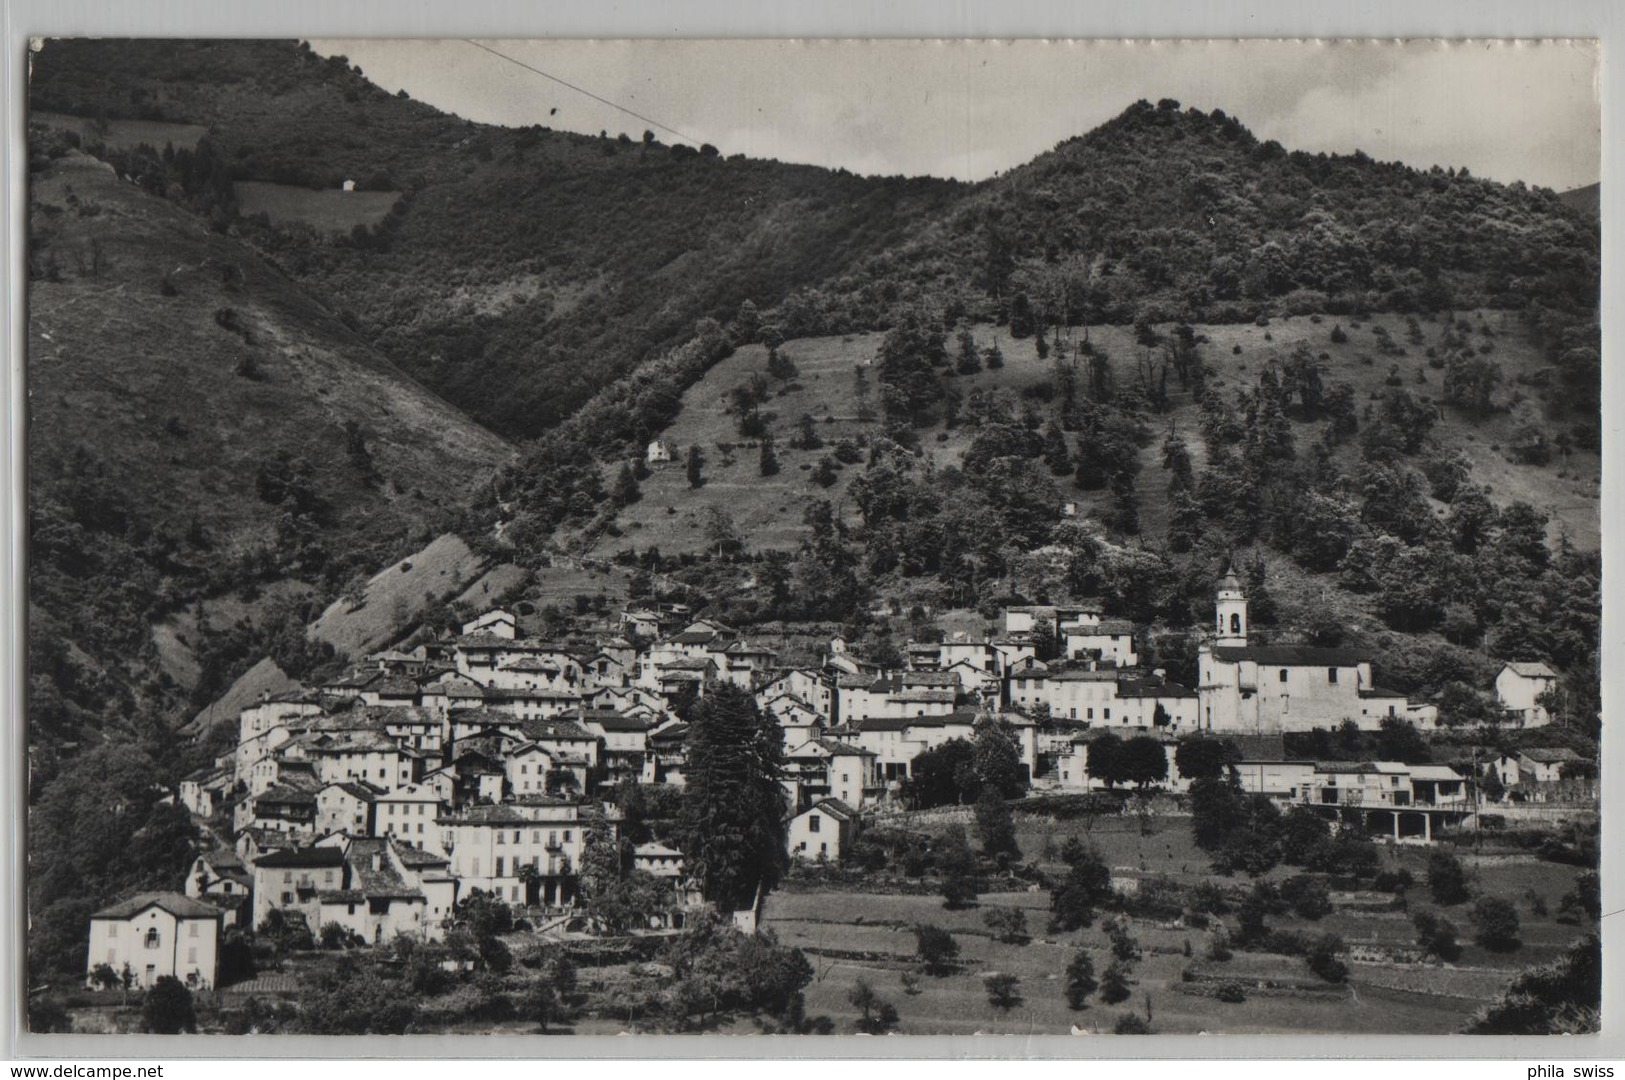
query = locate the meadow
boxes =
[754,811,1591,1036]
[33,109,207,154]
[233,180,400,233]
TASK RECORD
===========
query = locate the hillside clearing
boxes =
[234,181,400,232]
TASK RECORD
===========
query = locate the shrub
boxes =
[1305,934,1348,984]
[1189,880,1230,915]
[982,906,1030,945]
[1280,875,1332,920]
[1100,960,1133,1004]
[1373,869,1415,894]
[1102,917,1142,963]
[141,975,197,1034]
[1113,1012,1152,1034]
[915,925,959,975]
[1205,929,1233,962]
[1471,896,1522,952]
[848,978,899,1034]
[1064,950,1097,1009]
[1428,851,1472,905]
[1413,910,1462,962]
[983,972,1022,1010]
[1214,981,1247,1004]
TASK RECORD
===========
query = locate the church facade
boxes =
[1197,566,1432,734]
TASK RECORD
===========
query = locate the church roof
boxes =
[1212,645,1369,667]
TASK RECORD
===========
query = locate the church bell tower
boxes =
[1214,561,1248,647]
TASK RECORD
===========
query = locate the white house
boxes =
[646,440,675,465]
[86,893,223,990]
[1061,618,1139,668]
[1494,662,1559,728]
[461,609,518,640]
[786,798,860,862]
[372,783,444,848]
[633,841,685,878]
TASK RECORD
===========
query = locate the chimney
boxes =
[372,852,382,872]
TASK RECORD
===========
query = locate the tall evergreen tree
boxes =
[758,434,780,477]
[686,445,705,489]
[612,461,641,507]
[680,684,788,912]
[1041,423,1072,475]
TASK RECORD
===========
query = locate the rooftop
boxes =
[92,892,223,921]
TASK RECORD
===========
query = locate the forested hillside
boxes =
[25,128,511,777]
[29,39,966,439]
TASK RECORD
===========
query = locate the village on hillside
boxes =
[23,37,1603,1042]
[90,565,1595,1002]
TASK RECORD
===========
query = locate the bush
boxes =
[1205,929,1233,962]
[1373,869,1415,894]
[1189,880,1230,915]
[983,972,1022,1010]
[1102,917,1142,963]
[1305,934,1348,984]
[915,925,959,976]
[1471,896,1522,952]
[1100,959,1132,1004]
[982,906,1030,945]
[1065,950,1097,1009]
[848,977,899,1034]
[1214,981,1247,1004]
[1113,1012,1152,1034]
[1428,850,1472,906]
[141,975,197,1034]
[1413,910,1462,962]
[1280,875,1332,920]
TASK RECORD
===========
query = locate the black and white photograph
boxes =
[20,35,1603,1041]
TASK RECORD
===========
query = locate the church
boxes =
[1196,565,1434,734]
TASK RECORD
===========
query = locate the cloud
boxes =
[311,39,1600,191]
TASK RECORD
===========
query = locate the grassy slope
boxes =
[755,814,1588,1035]
[233,181,399,232]
[28,149,514,692]
[596,313,1598,562]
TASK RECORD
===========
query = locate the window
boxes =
[1103,708,1111,721]
[189,921,199,938]
[1328,668,1339,684]
[145,929,160,950]
[808,815,821,833]
[496,832,504,846]
[533,831,542,844]
[471,858,480,876]
[284,871,293,884]
[495,857,505,877]
[563,831,572,843]
[1279,669,1289,683]
[187,947,198,964]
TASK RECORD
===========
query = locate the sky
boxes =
[307,38,1600,192]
